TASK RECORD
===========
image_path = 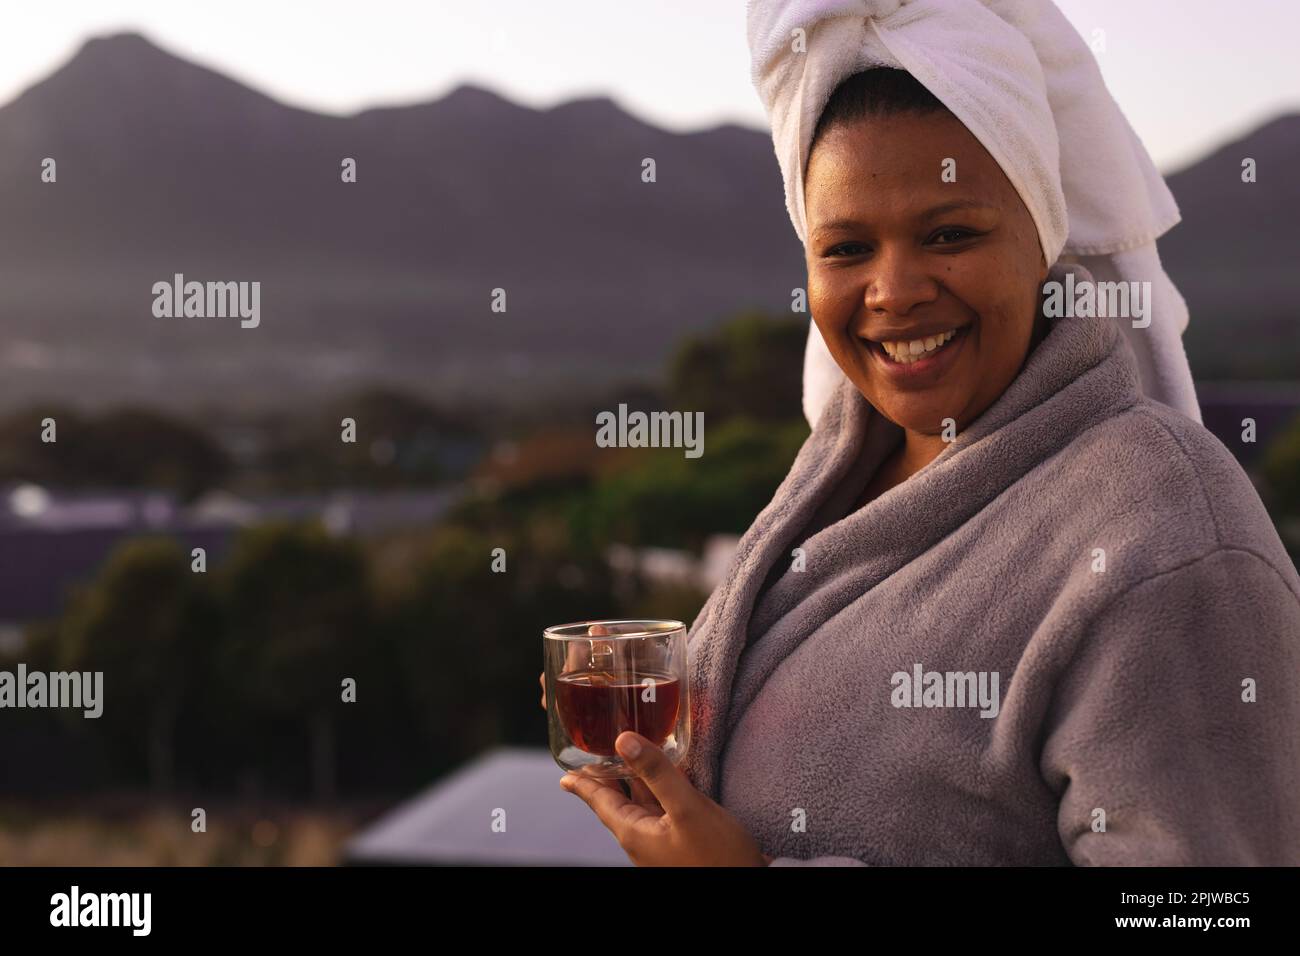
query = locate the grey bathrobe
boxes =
[680,262,1300,866]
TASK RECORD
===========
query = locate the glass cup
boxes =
[543,619,690,779]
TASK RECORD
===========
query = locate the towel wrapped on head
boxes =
[745,0,1201,427]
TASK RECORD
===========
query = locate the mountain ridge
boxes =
[0,31,1293,410]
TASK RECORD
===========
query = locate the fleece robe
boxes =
[679,262,1300,866]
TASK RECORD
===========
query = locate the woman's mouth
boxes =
[863,324,971,382]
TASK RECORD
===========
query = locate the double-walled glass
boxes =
[543,619,690,779]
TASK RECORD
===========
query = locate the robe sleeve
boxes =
[1041,546,1300,865]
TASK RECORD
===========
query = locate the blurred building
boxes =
[344,747,631,866]
[0,482,459,649]
[605,533,740,595]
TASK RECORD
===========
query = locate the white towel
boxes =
[746,0,1203,427]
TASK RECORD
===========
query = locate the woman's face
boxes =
[804,110,1048,435]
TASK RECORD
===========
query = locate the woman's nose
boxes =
[863,247,938,316]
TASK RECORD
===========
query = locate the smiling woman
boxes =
[804,69,1053,501]
[559,0,1300,868]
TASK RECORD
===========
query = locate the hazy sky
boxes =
[2,0,1297,171]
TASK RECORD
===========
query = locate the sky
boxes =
[1,0,1297,172]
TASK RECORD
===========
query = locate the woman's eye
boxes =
[931,228,975,244]
[827,242,869,257]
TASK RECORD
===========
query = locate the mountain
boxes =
[1163,114,1300,379]
[0,32,803,410]
[0,31,1294,411]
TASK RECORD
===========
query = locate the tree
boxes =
[1261,410,1300,519]
[218,522,371,802]
[381,523,620,770]
[668,311,807,423]
[586,418,809,551]
[0,406,228,500]
[55,537,216,794]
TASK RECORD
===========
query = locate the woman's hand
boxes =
[542,623,613,711]
[560,730,770,866]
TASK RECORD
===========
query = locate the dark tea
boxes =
[555,671,680,756]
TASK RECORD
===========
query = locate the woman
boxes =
[554,0,1300,865]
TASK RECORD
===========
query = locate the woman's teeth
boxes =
[880,328,958,364]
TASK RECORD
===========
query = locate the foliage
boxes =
[667,311,807,423]
[585,417,808,551]
[49,537,218,790]
[1261,410,1300,518]
[0,407,228,500]
[3,309,810,800]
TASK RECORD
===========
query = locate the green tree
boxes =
[1261,410,1300,519]
[668,311,807,423]
[587,418,809,551]
[55,537,216,793]
[218,522,371,803]
[0,406,227,499]
[381,524,620,770]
